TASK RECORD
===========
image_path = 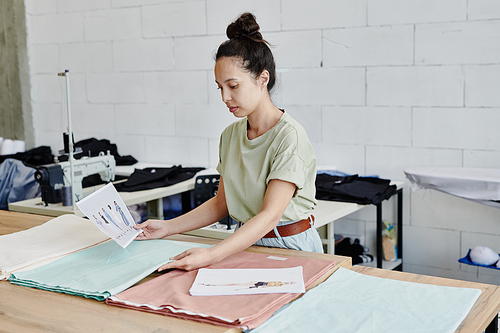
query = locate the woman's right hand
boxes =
[134,219,171,240]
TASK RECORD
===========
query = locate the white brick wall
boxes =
[29,45,59,73]
[366,146,463,180]
[413,108,500,150]
[465,65,500,107]
[114,104,176,136]
[281,68,365,105]
[415,21,500,65]
[174,35,225,71]
[322,26,414,67]
[468,0,500,20]
[464,151,500,168]
[60,42,113,72]
[367,66,464,106]
[175,104,234,139]
[207,0,281,34]
[322,106,412,146]
[282,0,366,30]
[28,12,85,44]
[84,8,142,41]
[24,0,500,285]
[142,2,206,38]
[368,0,467,25]
[145,136,210,166]
[269,31,322,69]
[403,225,461,270]
[113,39,174,71]
[144,71,208,104]
[87,73,145,103]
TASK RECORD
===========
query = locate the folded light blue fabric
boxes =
[10,239,211,301]
[251,267,481,333]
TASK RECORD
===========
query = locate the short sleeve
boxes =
[265,130,306,191]
[266,153,306,191]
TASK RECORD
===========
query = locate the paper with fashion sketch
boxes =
[189,266,305,296]
[76,183,140,248]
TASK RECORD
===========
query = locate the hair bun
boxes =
[226,12,262,41]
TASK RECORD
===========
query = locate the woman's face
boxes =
[214,57,267,118]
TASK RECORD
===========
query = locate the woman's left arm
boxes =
[157,179,296,271]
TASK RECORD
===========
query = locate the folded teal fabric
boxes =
[10,240,211,301]
[251,267,481,333]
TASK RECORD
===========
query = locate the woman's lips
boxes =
[228,106,238,113]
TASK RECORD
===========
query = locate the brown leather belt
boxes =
[262,216,315,238]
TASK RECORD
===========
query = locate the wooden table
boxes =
[0,211,350,332]
[3,211,499,333]
[352,266,500,333]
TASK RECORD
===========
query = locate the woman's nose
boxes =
[221,90,231,103]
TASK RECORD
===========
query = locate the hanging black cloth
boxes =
[115,165,205,192]
[57,138,137,166]
[0,146,54,167]
[315,173,397,205]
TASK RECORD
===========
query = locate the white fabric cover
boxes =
[0,214,109,280]
[404,167,500,208]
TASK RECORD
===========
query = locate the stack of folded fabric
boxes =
[10,239,212,300]
[315,173,397,205]
[0,214,109,280]
[252,268,481,333]
[106,251,337,330]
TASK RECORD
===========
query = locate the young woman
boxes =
[134,12,322,271]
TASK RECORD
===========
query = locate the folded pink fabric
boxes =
[106,251,336,329]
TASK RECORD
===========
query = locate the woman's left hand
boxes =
[158,247,217,272]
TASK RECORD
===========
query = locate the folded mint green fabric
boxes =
[10,240,211,301]
[252,267,481,333]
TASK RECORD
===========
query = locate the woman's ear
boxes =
[259,70,270,87]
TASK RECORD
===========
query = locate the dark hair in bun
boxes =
[216,12,276,93]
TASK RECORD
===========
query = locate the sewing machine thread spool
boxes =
[61,185,72,206]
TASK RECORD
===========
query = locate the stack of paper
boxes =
[0,214,109,280]
[10,239,212,300]
[106,251,337,329]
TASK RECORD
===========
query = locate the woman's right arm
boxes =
[134,177,229,240]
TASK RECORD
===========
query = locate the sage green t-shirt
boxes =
[216,111,317,223]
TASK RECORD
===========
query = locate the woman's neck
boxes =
[246,99,283,140]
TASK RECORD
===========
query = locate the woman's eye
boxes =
[230,85,237,89]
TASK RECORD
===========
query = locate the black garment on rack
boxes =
[57,138,138,166]
[115,165,205,192]
[315,173,397,205]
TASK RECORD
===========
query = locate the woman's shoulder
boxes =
[277,112,308,140]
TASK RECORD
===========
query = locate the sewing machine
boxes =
[35,151,116,206]
[33,70,118,208]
